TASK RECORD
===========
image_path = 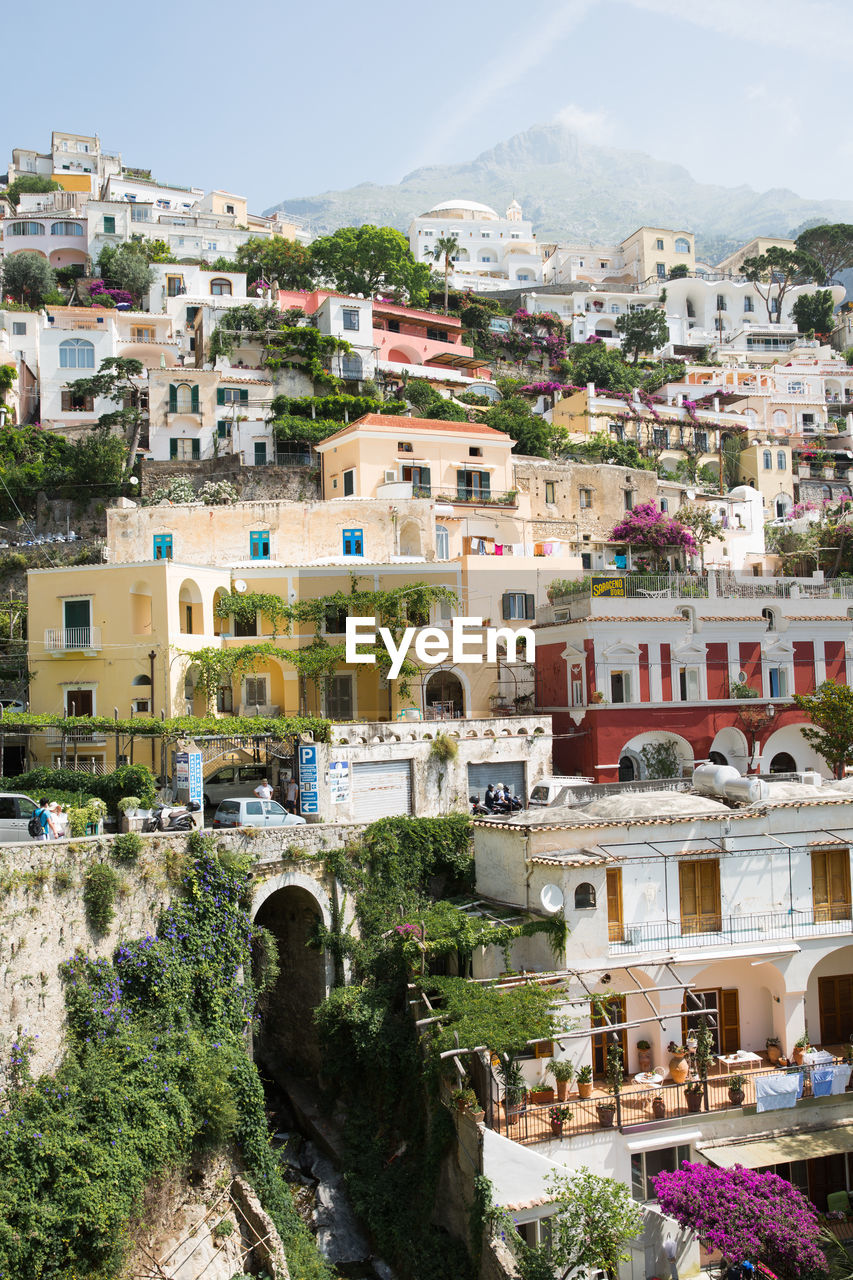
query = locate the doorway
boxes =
[591,994,627,1076]
[818,974,853,1044]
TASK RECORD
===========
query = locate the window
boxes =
[169,439,200,460]
[426,327,447,341]
[762,607,776,631]
[243,676,268,709]
[327,673,353,720]
[811,848,852,922]
[341,353,363,380]
[777,451,786,470]
[342,528,363,556]
[631,1146,691,1202]
[402,464,430,495]
[679,667,700,700]
[103,215,116,235]
[254,441,267,466]
[61,389,94,412]
[398,441,413,452]
[545,481,556,504]
[51,221,84,237]
[456,469,491,500]
[343,469,355,496]
[502,591,535,620]
[656,238,665,251]
[59,339,95,369]
[217,684,233,713]
[225,203,235,215]
[12,321,26,336]
[250,530,270,560]
[574,883,596,909]
[166,275,185,297]
[481,231,491,239]
[387,319,400,333]
[579,488,593,508]
[217,387,248,406]
[660,497,668,512]
[675,237,690,254]
[210,278,232,296]
[436,525,449,560]
[8,222,45,236]
[653,428,668,448]
[803,413,816,430]
[624,489,634,511]
[695,431,708,452]
[324,606,349,635]
[768,666,788,697]
[572,677,584,706]
[170,383,199,414]
[763,450,772,471]
[469,446,482,457]
[610,671,631,703]
[206,242,218,252]
[342,308,360,331]
[656,263,666,279]
[744,296,754,312]
[679,858,721,932]
[131,207,151,222]
[716,294,727,311]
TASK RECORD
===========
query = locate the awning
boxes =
[425,351,490,371]
[698,1123,853,1169]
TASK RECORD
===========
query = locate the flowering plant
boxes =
[548,1104,572,1125]
[610,503,699,561]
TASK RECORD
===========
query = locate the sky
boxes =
[4,0,852,215]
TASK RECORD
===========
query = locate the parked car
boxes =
[527,776,594,808]
[202,764,276,809]
[211,798,306,829]
[0,792,39,841]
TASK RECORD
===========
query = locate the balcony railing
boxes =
[431,487,519,507]
[45,728,107,746]
[275,447,314,468]
[44,627,102,651]
[549,573,853,610]
[610,906,853,954]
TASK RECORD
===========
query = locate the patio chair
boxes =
[827,1190,851,1215]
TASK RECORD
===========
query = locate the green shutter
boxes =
[421,467,431,496]
[191,439,200,460]
[502,593,512,620]
[168,384,177,413]
[216,388,226,406]
[525,594,535,620]
[457,469,467,500]
[480,471,491,498]
[191,384,199,413]
[239,388,248,403]
[169,439,178,459]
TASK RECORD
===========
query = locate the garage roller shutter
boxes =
[467,761,527,802]
[353,760,413,822]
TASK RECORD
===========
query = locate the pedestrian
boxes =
[285,775,299,811]
[33,798,51,841]
[47,802,63,839]
[254,777,274,801]
[484,783,497,811]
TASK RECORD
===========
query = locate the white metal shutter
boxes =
[467,761,527,802]
[353,760,413,821]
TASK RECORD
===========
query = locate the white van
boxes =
[0,792,39,841]
[527,776,594,808]
[202,764,276,809]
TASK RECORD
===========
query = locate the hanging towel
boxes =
[831,1064,852,1095]
[812,1067,834,1097]
[755,1072,800,1112]
[495,544,503,555]
[543,542,554,555]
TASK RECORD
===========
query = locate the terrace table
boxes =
[717,1051,762,1073]
[633,1072,664,1087]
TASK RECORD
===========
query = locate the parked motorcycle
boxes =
[143,801,201,833]
[469,794,491,816]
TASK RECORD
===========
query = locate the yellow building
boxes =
[716,236,797,277]
[737,440,795,517]
[619,226,695,285]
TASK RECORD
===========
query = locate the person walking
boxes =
[254,777,274,801]
[33,798,51,841]
[284,775,299,813]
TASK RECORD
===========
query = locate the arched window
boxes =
[769,751,796,774]
[574,883,596,909]
[175,382,194,412]
[341,353,362,380]
[823,485,833,502]
[480,254,493,263]
[51,222,83,236]
[210,278,232,296]
[777,451,786,470]
[675,237,690,253]
[660,497,668,512]
[762,607,776,631]
[436,525,449,560]
[8,221,45,236]
[773,410,788,428]
[59,339,95,369]
[763,450,772,470]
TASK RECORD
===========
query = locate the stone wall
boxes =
[0,822,356,1085]
[139,456,321,503]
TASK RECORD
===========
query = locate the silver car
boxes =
[0,792,40,841]
[211,797,306,829]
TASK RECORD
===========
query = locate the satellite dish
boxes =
[686,488,696,500]
[233,579,248,594]
[540,883,564,914]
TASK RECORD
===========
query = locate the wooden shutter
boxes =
[720,988,740,1054]
[812,849,852,922]
[190,384,199,413]
[524,593,535,620]
[169,439,178,459]
[168,384,177,413]
[606,868,623,943]
[61,390,71,411]
[216,388,225,405]
[679,859,721,934]
[819,975,853,1044]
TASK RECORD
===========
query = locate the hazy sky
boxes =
[4,0,851,214]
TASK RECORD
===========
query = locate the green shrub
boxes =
[112,831,143,864]
[83,862,119,931]
[0,764,156,813]
[429,732,458,764]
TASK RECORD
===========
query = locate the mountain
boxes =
[265,123,853,261]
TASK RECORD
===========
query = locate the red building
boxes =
[534,573,852,781]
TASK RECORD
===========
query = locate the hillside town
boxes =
[1,127,853,1280]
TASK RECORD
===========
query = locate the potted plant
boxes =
[548,1103,572,1136]
[792,1034,810,1066]
[596,1098,616,1127]
[637,1039,652,1072]
[576,1065,593,1099]
[549,1057,575,1101]
[597,1044,622,1127]
[684,1080,704,1113]
[668,1042,689,1085]
[529,1078,556,1105]
[728,1073,747,1105]
[766,1035,782,1065]
[499,1058,527,1126]
[451,1084,478,1112]
[651,1091,666,1119]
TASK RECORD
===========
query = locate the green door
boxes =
[64,599,91,645]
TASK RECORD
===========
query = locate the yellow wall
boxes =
[51,173,94,193]
[620,226,695,282]
[738,442,794,512]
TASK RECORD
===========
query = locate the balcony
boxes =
[610,906,853,955]
[44,626,102,652]
[45,727,107,746]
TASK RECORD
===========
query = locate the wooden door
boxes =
[812,849,852,922]
[606,868,624,943]
[66,689,93,716]
[719,988,740,1055]
[679,859,721,933]
[808,1153,848,1212]
[818,974,853,1044]
[591,995,626,1077]
[681,988,738,1055]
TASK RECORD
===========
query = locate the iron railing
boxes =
[44,627,102,651]
[610,907,853,953]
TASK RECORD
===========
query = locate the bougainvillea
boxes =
[610,501,698,563]
[653,1163,827,1277]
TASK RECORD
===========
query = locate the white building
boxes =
[520,285,662,347]
[7,131,121,197]
[408,199,543,291]
[664,277,846,359]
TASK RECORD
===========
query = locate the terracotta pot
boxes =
[728,1089,744,1106]
[652,1099,666,1119]
[550,1120,563,1136]
[597,1104,616,1128]
[529,1088,555,1105]
[767,1045,782,1064]
[637,1049,652,1072]
[669,1056,689,1084]
[685,1090,703,1113]
[792,1047,805,1066]
[556,1080,570,1101]
[470,1108,485,1124]
[577,1081,593,1099]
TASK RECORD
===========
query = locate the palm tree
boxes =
[431,235,460,313]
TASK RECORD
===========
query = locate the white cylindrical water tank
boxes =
[693,764,740,795]
[723,777,769,804]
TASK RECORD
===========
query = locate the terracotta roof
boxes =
[317,413,511,447]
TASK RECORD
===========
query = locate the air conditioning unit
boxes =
[384,470,397,484]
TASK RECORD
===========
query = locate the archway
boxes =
[709,726,749,775]
[399,520,422,557]
[618,755,636,781]
[253,881,330,1072]
[424,668,465,718]
[619,730,694,779]
[759,724,827,777]
[178,578,203,634]
[769,751,797,774]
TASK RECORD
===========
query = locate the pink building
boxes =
[372,299,490,381]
